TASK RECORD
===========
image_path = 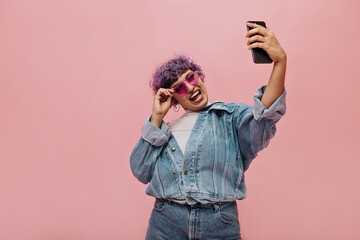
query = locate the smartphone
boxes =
[246,21,273,64]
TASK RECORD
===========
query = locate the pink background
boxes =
[1,0,359,239]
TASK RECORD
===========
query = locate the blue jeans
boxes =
[145,199,242,240]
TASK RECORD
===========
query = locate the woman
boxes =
[130,22,287,240]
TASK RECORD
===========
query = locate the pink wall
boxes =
[1,0,359,239]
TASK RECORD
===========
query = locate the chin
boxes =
[188,97,208,111]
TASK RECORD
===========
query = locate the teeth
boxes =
[190,90,200,99]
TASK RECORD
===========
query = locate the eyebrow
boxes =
[179,71,191,81]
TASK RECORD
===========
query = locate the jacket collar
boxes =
[200,101,235,113]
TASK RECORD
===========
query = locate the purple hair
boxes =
[150,55,205,106]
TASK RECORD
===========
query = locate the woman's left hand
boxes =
[245,22,286,63]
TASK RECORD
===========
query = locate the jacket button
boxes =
[217,111,222,117]
[171,147,176,151]
[188,197,193,201]
[183,170,188,175]
[196,170,199,173]
[173,172,176,175]
[199,144,202,147]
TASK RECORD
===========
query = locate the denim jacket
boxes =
[130,85,286,205]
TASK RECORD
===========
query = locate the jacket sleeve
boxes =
[235,85,286,171]
[130,115,171,184]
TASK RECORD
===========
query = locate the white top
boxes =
[168,103,210,155]
[168,110,199,155]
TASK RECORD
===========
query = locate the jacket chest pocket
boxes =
[211,111,233,140]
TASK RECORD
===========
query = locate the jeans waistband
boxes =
[155,198,235,209]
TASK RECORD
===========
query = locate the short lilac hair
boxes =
[150,55,205,106]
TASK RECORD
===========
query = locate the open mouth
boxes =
[189,90,202,102]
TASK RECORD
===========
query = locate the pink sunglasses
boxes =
[172,71,199,96]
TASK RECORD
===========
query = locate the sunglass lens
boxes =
[187,72,199,85]
[174,84,186,95]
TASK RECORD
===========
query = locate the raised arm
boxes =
[246,22,287,109]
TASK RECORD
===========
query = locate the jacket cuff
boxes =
[141,115,171,147]
[253,85,286,121]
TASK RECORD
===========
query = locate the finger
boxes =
[247,35,265,45]
[159,90,173,102]
[155,91,168,102]
[245,23,268,37]
[164,89,174,96]
[165,93,172,103]
[155,88,165,97]
[246,22,267,30]
[161,91,173,102]
[156,88,171,98]
[159,94,170,102]
[246,27,268,38]
[248,42,265,50]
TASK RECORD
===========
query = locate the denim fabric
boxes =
[145,199,242,240]
[130,85,286,205]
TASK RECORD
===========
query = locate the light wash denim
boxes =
[145,199,242,240]
[130,85,286,238]
[130,85,286,205]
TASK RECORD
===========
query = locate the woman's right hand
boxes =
[150,88,175,128]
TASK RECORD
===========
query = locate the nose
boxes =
[185,81,195,93]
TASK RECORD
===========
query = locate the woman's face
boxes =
[170,69,209,111]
